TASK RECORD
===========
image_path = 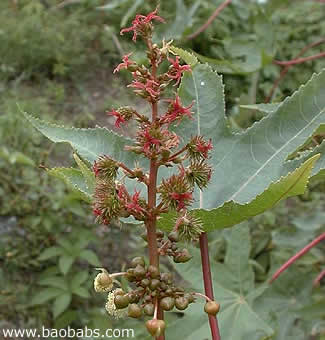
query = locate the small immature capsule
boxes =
[128,304,143,318]
[160,297,175,311]
[144,303,155,316]
[204,301,220,316]
[168,230,180,243]
[148,265,159,278]
[173,249,192,263]
[127,291,140,303]
[145,319,166,337]
[175,296,189,310]
[149,279,160,290]
[134,264,146,279]
[130,256,145,268]
[114,295,129,309]
[160,272,173,283]
[184,293,195,303]
[141,278,150,287]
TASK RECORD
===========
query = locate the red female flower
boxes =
[108,109,126,128]
[126,190,145,214]
[113,53,135,73]
[93,208,102,217]
[161,95,194,124]
[196,138,213,159]
[93,161,99,177]
[140,128,161,154]
[167,56,191,85]
[170,192,193,211]
[120,8,165,42]
[128,79,160,100]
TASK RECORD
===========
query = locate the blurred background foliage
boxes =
[0,0,324,339]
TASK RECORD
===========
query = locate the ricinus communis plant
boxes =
[91,8,221,339]
[21,6,325,340]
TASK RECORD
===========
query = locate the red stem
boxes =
[269,232,325,284]
[145,36,165,340]
[273,51,325,66]
[186,0,232,40]
[313,269,325,287]
[199,232,221,340]
[265,38,325,103]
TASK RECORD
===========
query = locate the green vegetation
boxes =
[0,0,324,339]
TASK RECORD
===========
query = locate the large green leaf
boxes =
[284,140,325,180]
[167,226,274,340]
[176,65,325,210]
[21,111,136,165]
[47,167,92,202]
[159,154,319,231]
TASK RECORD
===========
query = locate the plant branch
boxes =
[265,38,325,103]
[199,232,221,340]
[166,145,188,163]
[273,51,325,66]
[186,0,232,40]
[313,269,325,287]
[145,36,164,340]
[118,162,149,185]
[269,232,325,284]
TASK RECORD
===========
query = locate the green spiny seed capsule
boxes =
[184,293,195,303]
[156,230,165,239]
[148,265,159,278]
[127,291,140,303]
[130,256,145,268]
[114,295,129,309]
[160,272,173,283]
[145,319,166,337]
[141,278,150,287]
[204,301,220,316]
[134,264,146,278]
[175,296,189,310]
[160,297,175,311]
[168,230,180,243]
[128,304,142,318]
[173,249,192,263]
[149,279,160,290]
[144,303,155,316]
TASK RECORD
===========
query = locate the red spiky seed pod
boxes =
[93,155,119,180]
[159,173,193,211]
[187,136,213,160]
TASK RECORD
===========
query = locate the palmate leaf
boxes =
[21,112,136,166]
[21,111,144,202]
[178,64,325,208]
[158,154,319,231]
[157,64,325,231]
[47,167,92,203]
[167,225,274,340]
